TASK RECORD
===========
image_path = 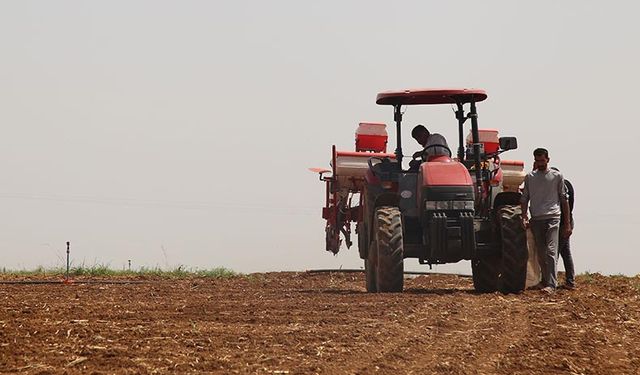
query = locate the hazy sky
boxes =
[1,1,638,275]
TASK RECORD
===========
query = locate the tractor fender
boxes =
[374,192,401,208]
[493,191,522,209]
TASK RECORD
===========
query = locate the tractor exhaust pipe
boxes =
[469,100,483,197]
[393,104,403,167]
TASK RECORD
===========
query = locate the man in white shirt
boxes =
[521,148,572,294]
[411,124,451,160]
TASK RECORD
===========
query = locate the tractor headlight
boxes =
[436,201,449,210]
[452,201,475,210]
[426,200,475,211]
[425,200,450,210]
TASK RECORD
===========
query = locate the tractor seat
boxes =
[427,155,453,163]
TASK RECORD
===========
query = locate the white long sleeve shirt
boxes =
[521,168,568,220]
[424,133,450,158]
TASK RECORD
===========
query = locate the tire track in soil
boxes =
[351,287,532,375]
[492,282,640,375]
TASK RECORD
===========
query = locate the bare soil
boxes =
[1,271,639,374]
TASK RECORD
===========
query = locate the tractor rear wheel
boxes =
[364,259,377,293]
[364,241,377,292]
[374,206,404,293]
[471,255,500,293]
[498,205,528,293]
[362,222,377,293]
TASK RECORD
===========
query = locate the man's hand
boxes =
[562,225,572,239]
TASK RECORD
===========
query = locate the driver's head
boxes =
[411,124,430,147]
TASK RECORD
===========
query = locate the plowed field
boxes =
[1,272,639,374]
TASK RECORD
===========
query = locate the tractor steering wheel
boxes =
[414,144,452,160]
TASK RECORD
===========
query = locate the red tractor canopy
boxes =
[376,88,487,106]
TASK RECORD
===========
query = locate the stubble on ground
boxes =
[1,272,639,374]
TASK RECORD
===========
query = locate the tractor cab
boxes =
[372,89,521,214]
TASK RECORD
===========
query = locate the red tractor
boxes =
[313,88,528,293]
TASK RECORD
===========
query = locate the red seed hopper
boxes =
[309,123,395,253]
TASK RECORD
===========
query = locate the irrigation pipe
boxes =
[305,269,472,278]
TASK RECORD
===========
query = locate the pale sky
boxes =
[0,1,638,275]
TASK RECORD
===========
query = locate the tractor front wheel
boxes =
[471,255,500,293]
[498,205,528,293]
[374,206,404,293]
[364,256,377,292]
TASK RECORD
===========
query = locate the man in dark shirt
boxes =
[551,167,576,289]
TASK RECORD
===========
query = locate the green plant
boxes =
[0,264,238,278]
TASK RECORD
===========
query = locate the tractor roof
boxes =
[376,88,487,105]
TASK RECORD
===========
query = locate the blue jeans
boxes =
[530,218,560,288]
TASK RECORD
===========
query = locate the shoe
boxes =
[529,283,544,290]
[541,286,555,294]
[561,283,576,290]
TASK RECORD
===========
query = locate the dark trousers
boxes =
[559,236,575,285]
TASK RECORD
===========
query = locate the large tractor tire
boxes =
[373,206,404,293]
[471,255,500,293]
[364,238,377,292]
[361,222,377,293]
[364,258,377,293]
[498,205,528,293]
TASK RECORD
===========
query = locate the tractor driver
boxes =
[411,124,450,162]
